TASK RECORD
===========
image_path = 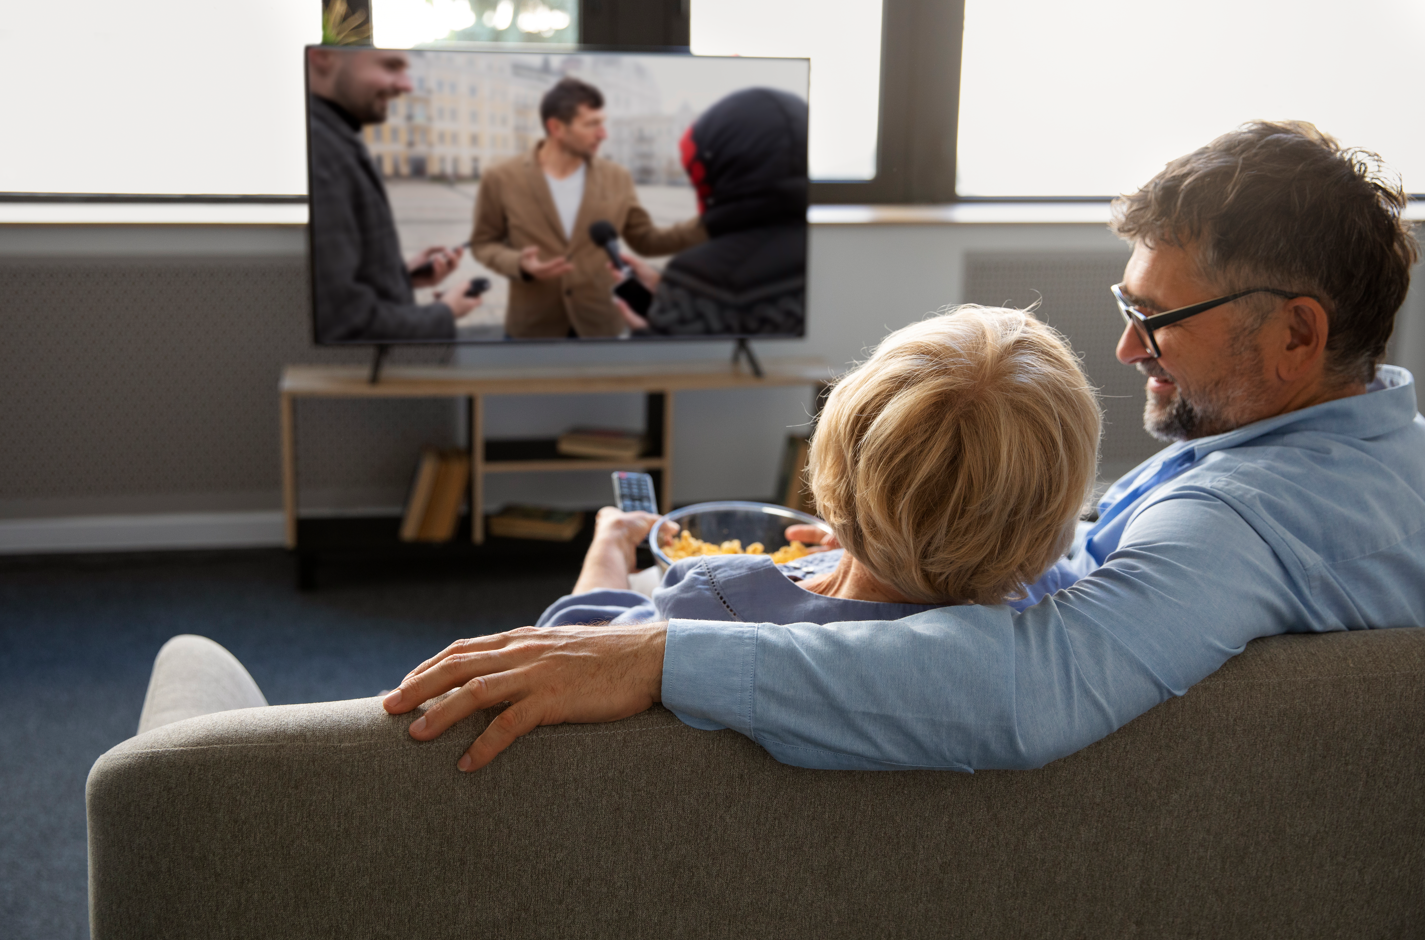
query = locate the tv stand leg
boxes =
[731,338,764,378]
[369,344,390,385]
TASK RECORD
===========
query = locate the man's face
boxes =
[548,105,607,159]
[1116,241,1279,441]
[331,50,413,124]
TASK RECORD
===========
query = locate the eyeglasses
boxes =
[1110,283,1304,358]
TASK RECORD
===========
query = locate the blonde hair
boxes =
[808,306,1101,605]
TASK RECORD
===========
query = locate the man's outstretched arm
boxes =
[381,623,666,771]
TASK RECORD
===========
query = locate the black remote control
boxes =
[612,471,658,514]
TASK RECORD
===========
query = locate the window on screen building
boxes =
[956,0,1425,198]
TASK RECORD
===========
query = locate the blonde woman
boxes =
[537,305,1101,628]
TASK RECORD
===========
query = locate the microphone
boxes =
[589,220,629,273]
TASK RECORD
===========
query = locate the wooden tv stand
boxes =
[279,357,831,547]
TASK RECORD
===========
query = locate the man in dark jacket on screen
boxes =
[307,48,482,343]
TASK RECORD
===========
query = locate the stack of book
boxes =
[555,427,646,461]
[487,505,586,541]
[399,447,472,542]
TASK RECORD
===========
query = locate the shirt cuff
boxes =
[661,619,759,736]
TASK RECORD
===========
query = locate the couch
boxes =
[87,629,1425,938]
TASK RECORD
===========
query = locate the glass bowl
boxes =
[648,501,832,571]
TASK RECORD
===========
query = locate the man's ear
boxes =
[308,48,335,78]
[1275,297,1331,383]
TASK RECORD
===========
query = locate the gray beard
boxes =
[1140,347,1269,442]
[1144,392,1207,442]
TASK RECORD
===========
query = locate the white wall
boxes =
[3,216,1422,553]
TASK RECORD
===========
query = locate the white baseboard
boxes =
[0,511,287,554]
[0,507,397,555]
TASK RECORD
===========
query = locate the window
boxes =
[691,0,882,182]
[956,0,1425,197]
[1,0,315,197]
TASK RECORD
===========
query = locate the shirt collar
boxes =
[1185,365,1418,461]
[313,95,362,133]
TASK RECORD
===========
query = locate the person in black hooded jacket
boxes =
[616,87,808,336]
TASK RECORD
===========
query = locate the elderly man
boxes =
[308,48,483,342]
[471,76,705,338]
[386,121,1420,772]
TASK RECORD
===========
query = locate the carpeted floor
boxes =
[0,548,581,940]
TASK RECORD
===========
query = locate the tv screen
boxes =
[305,45,810,345]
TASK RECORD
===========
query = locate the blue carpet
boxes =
[0,549,579,940]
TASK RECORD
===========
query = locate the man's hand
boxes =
[572,507,662,594]
[382,622,667,772]
[435,279,484,319]
[408,245,463,288]
[520,246,574,280]
[786,524,840,551]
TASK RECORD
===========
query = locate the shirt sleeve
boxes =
[470,170,525,280]
[662,491,1314,771]
[535,589,655,628]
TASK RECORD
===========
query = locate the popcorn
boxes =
[663,529,813,565]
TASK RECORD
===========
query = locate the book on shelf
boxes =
[399,447,444,542]
[487,504,586,541]
[555,426,646,461]
[418,451,471,542]
[400,448,470,543]
[776,434,814,514]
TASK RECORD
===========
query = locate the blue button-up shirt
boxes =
[661,366,1425,771]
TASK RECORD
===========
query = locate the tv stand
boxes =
[279,357,830,557]
[731,338,764,378]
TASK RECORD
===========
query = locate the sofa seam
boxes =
[111,722,683,755]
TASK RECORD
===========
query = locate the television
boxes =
[305,45,810,349]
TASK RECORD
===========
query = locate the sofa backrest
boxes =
[87,628,1425,939]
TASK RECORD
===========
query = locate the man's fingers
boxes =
[458,701,542,772]
[408,668,520,741]
[387,632,530,712]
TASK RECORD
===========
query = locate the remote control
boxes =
[612,471,658,514]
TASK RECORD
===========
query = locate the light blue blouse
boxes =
[536,549,943,631]
[660,366,1425,772]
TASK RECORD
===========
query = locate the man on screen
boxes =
[382,121,1425,774]
[307,48,483,342]
[470,76,706,338]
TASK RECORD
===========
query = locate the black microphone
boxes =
[589,220,629,273]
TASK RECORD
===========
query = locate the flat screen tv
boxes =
[305,45,810,347]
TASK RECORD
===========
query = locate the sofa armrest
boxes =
[88,629,1425,939]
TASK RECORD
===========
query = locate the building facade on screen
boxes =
[363,53,692,186]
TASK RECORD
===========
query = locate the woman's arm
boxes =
[571,507,662,594]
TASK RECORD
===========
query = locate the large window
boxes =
[1,1,317,197]
[957,0,1425,197]
[690,0,883,182]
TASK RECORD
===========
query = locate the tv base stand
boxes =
[731,338,764,378]
[369,344,390,384]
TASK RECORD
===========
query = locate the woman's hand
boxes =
[571,507,662,594]
[785,524,841,552]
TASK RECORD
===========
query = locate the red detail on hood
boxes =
[680,125,711,215]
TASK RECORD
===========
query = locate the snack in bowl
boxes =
[663,529,813,564]
[647,500,832,572]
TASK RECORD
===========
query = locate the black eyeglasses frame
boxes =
[1110,284,1308,358]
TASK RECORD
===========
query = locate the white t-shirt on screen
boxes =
[544,162,587,241]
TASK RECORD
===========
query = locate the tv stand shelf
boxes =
[279,357,831,549]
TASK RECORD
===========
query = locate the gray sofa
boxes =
[87,629,1425,939]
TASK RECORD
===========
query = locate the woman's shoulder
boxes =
[661,552,949,625]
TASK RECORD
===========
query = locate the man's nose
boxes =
[1116,322,1151,365]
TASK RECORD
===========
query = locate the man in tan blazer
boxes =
[471,77,706,338]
